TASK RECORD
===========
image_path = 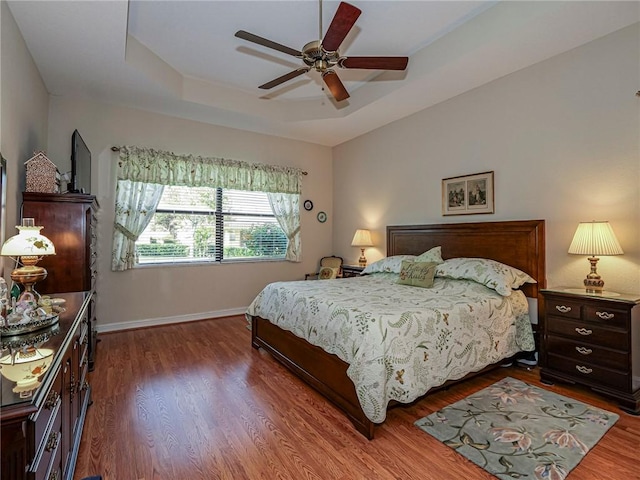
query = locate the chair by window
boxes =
[305,256,343,280]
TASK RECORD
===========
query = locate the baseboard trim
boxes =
[96,307,248,333]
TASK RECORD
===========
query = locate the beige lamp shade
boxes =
[568,221,623,293]
[568,221,623,256]
[351,229,373,247]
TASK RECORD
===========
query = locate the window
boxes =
[136,185,287,264]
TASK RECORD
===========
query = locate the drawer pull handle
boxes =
[45,431,60,452]
[575,328,593,336]
[70,372,76,400]
[555,305,572,313]
[49,469,60,480]
[596,311,614,320]
[576,365,593,374]
[44,390,60,410]
[575,346,593,355]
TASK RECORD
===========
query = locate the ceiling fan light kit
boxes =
[235,1,409,102]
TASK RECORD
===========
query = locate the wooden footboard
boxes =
[251,315,375,439]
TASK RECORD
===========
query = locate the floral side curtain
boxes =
[112,180,164,271]
[267,193,300,261]
[112,146,303,270]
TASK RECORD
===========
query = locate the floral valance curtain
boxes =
[117,145,303,194]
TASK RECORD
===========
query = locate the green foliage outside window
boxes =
[136,243,189,257]
[243,224,287,257]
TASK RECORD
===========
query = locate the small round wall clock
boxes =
[317,211,327,223]
[303,199,313,211]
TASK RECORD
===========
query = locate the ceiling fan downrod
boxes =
[319,0,323,42]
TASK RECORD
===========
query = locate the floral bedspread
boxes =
[246,273,534,423]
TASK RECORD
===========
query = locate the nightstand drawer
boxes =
[545,298,582,319]
[547,318,627,350]
[547,354,629,390]
[546,335,627,371]
[583,305,628,328]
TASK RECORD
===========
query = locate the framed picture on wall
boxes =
[442,171,494,216]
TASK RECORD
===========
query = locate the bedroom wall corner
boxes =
[332,22,640,296]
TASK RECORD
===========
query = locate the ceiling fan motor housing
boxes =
[302,40,340,72]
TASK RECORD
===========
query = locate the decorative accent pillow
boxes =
[397,261,437,288]
[362,255,417,274]
[415,246,444,264]
[318,266,339,280]
[435,258,536,296]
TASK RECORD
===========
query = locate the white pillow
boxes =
[435,257,536,296]
[362,255,417,274]
[415,246,444,264]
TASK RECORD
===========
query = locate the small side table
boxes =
[342,265,365,278]
[540,287,640,415]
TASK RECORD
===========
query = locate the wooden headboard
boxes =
[387,220,546,299]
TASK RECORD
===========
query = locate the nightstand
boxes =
[342,265,365,278]
[540,288,640,414]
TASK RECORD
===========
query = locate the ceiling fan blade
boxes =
[259,68,310,90]
[322,2,361,52]
[235,30,301,58]
[340,56,409,71]
[322,70,350,102]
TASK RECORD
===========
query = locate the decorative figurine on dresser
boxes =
[540,288,640,415]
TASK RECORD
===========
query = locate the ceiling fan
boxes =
[235,1,409,102]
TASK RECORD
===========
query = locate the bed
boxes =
[247,220,545,439]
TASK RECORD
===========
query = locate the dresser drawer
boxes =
[32,366,62,456]
[546,335,627,371]
[583,304,628,328]
[547,317,627,350]
[547,354,629,390]
[30,406,61,478]
[545,298,582,319]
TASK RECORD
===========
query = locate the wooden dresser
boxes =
[22,192,99,371]
[1,292,93,480]
[540,288,640,414]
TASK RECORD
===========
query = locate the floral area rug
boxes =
[414,377,618,479]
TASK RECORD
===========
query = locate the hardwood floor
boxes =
[75,316,640,480]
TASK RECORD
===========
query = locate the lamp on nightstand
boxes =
[568,221,623,293]
[351,229,373,267]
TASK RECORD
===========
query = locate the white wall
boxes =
[46,98,333,329]
[333,23,640,295]
[0,1,49,241]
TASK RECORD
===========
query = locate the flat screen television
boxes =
[70,129,91,194]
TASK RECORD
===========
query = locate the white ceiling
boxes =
[7,1,639,146]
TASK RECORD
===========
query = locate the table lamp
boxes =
[351,229,373,267]
[568,221,623,293]
[1,218,56,304]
